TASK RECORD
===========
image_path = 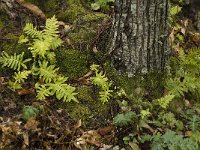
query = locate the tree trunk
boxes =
[109,0,170,77]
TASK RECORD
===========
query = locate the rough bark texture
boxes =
[109,0,170,77]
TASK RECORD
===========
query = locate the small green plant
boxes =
[22,105,40,121]
[90,64,113,103]
[155,94,175,109]
[113,111,136,127]
[166,47,200,99]
[113,100,137,127]
[0,16,77,102]
[141,131,199,150]
[91,0,114,11]
[181,108,200,132]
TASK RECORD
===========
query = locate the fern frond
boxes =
[90,71,108,89]
[32,60,58,83]
[48,37,63,50]
[99,88,113,103]
[35,83,52,100]
[30,40,50,58]
[24,23,42,38]
[46,52,56,63]
[43,15,59,37]
[157,94,175,109]
[8,80,22,90]
[48,77,77,102]
[0,52,31,71]
[13,70,31,83]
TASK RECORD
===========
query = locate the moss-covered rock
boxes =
[55,49,88,79]
[62,85,110,127]
[25,0,88,23]
[68,13,110,49]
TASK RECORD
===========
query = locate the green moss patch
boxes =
[55,49,88,79]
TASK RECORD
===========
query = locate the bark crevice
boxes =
[109,0,170,76]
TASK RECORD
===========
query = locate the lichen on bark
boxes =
[109,0,170,77]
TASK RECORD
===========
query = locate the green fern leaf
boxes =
[157,94,175,109]
[13,70,31,83]
[48,77,77,102]
[43,15,59,37]
[99,88,113,103]
[8,80,22,90]
[32,60,58,83]
[23,23,42,38]
[48,37,63,50]
[113,111,136,127]
[0,52,31,71]
[46,52,56,63]
[90,71,108,89]
[31,40,50,58]
[35,83,52,100]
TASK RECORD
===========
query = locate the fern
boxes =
[0,52,31,71]
[30,40,50,58]
[43,16,63,50]
[90,71,108,89]
[1,16,77,103]
[24,15,62,59]
[23,23,42,39]
[182,109,200,132]
[47,77,78,102]
[46,52,56,63]
[43,15,59,37]
[99,88,113,103]
[167,47,200,99]
[113,111,136,127]
[90,64,113,103]
[156,94,175,109]
[32,60,58,83]
[8,80,22,90]
[141,131,199,150]
[35,83,52,100]
[13,70,31,83]
[188,115,200,132]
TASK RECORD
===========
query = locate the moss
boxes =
[104,62,165,101]
[62,86,109,127]
[82,13,109,23]
[66,104,91,124]
[46,0,88,23]
[69,27,96,44]
[55,49,88,79]
[68,13,110,48]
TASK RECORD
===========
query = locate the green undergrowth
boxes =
[61,85,110,127]
[55,49,88,79]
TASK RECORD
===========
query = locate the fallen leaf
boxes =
[97,125,114,136]
[23,131,29,146]
[16,88,34,95]
[24,117,39,130]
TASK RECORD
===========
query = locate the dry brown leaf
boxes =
[3,100,16,110]
[97,125,114,136]
[44,141,52,150]
[24,117,39,130]
[74,130,102,150]
[16,88,34,95]
[99,144,113,150]
[23,131,29,146]
[140,122,154,133]
[74,119,82,130]
[78,77,91,85]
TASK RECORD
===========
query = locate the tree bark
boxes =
[109,0,170,77]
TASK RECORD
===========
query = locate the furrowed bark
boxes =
[109,0,170,77]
